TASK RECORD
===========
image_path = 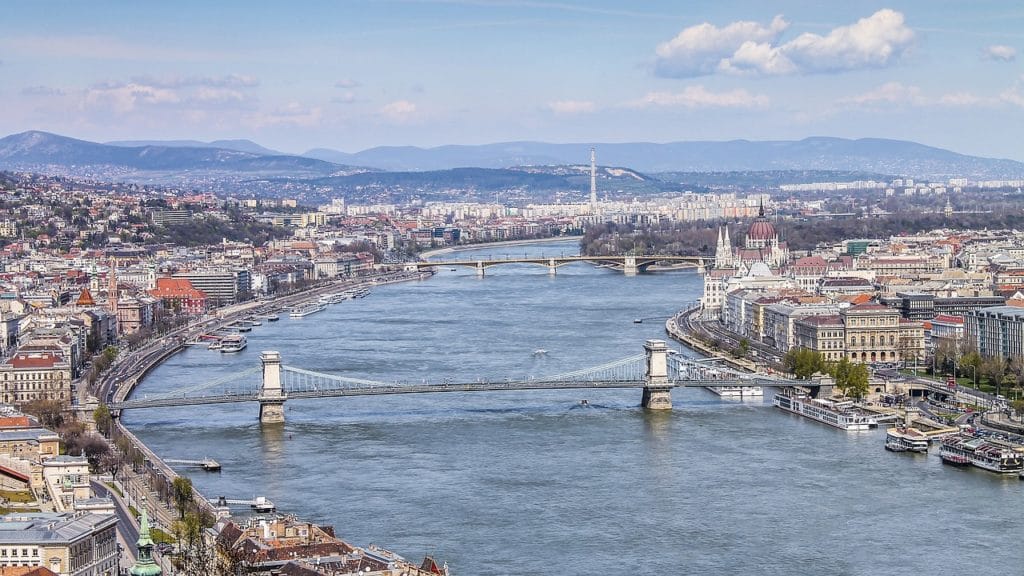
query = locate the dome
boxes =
[748,262,772,277]
[747,217,776,241]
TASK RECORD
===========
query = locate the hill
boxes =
[305,137,1024,179]
[106,138,284,156]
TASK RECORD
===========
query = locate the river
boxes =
[124,240,1024,575]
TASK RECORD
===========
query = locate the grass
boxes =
[104,482,123,498]
[0,490,35,504]
[151,527,176,544]
[129,505,139,518]
[0,507,39,515]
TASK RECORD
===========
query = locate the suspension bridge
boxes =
[413,254,704,276]
[109,340,793,424]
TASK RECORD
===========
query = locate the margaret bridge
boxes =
[411,254,705,276]
[109,340,796,424]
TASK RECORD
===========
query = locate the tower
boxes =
[714,226,733,268]
[589,147,597,211]
[107,261,118,315]
[130,506,162,576]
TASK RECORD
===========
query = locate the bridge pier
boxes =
[258,350,287,424]
[548,258,557,275]
[623,255,638,276]
[641,339,672,410]
[476,261,485,277]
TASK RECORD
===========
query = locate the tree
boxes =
[93,404,112,437]
[846,364,870,400]
[77,434,111,473]
[21,399,66,430]
[1012,398,1024,423]
[832,357,853,396]
[732,338,750,359]
[934,337,958,375]
[980,356,1008,393]
[783,348,826,380]
[172,476,194,519]
[960,349,982,386]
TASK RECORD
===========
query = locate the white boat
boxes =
[207,340,223,351]
[885,427,930,453]
[265,314,280,322]
[289,303,326,318]
[773,389,877,431]
[220,335,247,353]
[940,434,1024,473]
[533,349,547,356]
[249,319,262,326]
[706,385,764,398]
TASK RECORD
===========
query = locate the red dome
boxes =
[747,218,776,241]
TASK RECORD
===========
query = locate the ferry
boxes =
[234,323,252,333]
[289,303,326,318]
[265,314,279,322]
[249,319,262,326]
[939,433,1024,473]
[351,287,370,298]
[885,426,930,453]
[773,388,878,431]
[220,335,247,353]
[207,339,223,351]
[706,384,764,398]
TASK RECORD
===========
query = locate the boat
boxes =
[351,287,370,298]
[265,314,279,322]
[249,319,262,326]
[234,323,252,332]
[207,339,223,350]
[772,388,877,431]
[533,349,547,356]
[289,303,326,318]
[885,426,930,453]
[706,384,764,398]
[939,433,1024,473]
[220,335,247,353]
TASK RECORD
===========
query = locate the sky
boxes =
[1,1,1023,159]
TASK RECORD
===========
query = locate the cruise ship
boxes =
[773,389,878,431]
[885,427,930,453]
[706,382,763,398]
[220,335,247,353]
[319,292,350,305]
[939,433,1024,473]
[289,303,326,318]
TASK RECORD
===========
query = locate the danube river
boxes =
[125,241,1023,575]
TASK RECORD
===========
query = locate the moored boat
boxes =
[220,334,247,353]
[289,303,326,318]
[940,433,1024,473]
[773,388,877,431]
[885,426,930,453]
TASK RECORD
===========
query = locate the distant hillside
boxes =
[305,138,1024,179]
[0,131,356,175]
[107,138,283,156]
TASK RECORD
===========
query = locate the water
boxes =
[124,240,1024,575]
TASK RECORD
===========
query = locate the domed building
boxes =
[735,200,788,267]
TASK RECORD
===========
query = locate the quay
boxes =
[164,458,221,472]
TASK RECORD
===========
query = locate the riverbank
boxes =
[420,235,579,259]
[664,305,760,373]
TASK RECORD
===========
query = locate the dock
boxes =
[165,458,222,472]
[213,495,275,513]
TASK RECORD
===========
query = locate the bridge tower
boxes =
[548,258,557,275]
[476,261,486,277]
[623,255,638,276]
[641,339,672,410]
[258,351,286,424]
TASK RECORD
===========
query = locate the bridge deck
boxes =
[111,378,792,410]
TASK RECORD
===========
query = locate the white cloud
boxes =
[129,74,260,89]
[655,9,914,78]
[21,85,66,96]
[838,82,924,106]
[332,91,357,104]
[380,100,417,122]
[937,92,988,106]
[334,78,360,88]
[628,86,768,109]
[1000,88,1024,108]
[983,44,1017,62]
[247,102,323,128]
[655,15,788,78]
[546,100,596,114]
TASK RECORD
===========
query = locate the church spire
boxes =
[758,196,765,218]
[130,506,162,575]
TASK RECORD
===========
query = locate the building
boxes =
[966,306,1024,358]
[0,512,118,576]
[41,457,90,513]
[794,303,925,364]
[0,352,72,405]
[172,269,250,306]
[148,278,206,315]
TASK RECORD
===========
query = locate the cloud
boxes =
[838,81,924,106]
[628,86,768,109]
[334,78,360,88]
[247,102,323,128]
[332,92,357,104]
[546,100,596,114]
[655,9,914,78]
[983,44,1017,62]
[128,74,260,89]
[21,85,66,97]
[380,100,417,122]
[655,15,788,78]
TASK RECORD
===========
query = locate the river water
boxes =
[124,240,1024,575]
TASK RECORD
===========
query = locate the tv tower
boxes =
[589,147,597,211]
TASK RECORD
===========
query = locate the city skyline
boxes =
[2,1,1023,159]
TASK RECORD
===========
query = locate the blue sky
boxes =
[2,1,1023,159]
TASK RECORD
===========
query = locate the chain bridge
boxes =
[413,254,704,276]
[109,340,792,424]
